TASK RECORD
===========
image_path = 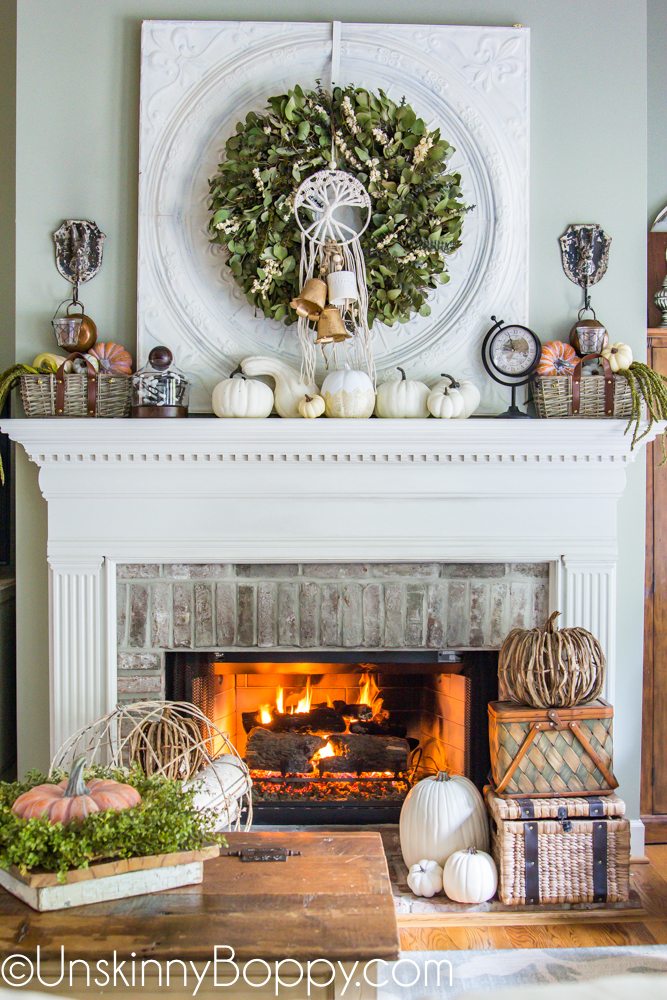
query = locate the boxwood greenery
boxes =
[208,84,471,328]
[0,765,223,879]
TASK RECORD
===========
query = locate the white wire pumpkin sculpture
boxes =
[50,701,252,832]
[293,168,375,386]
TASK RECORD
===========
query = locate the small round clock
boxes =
[481,316,542,418]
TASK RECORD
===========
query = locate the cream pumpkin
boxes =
[407,859,443,897]
[442,847,498,904]
[374,368,430,418]
[298,394,326,418]
[427,374,480,419]
[399,771,489,868]
[321,365,375,418]
[212,366,274,418]
[601,341,633,372]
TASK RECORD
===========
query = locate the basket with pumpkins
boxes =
[399,770,498,905]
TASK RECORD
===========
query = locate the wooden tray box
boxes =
[485,787,630,906]
[488,699,618,799]
[0,846,219,912]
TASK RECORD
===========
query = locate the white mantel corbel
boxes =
[3,417,661,757]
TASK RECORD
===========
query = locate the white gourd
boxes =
[212,366,274,418]
[407,859,443,898]
[399,771,490,868]
[321,365,375,418]
[442,847,498,904]
[240,356,318,418]
[427,374,481,420]
[601,341,633,373]
[375,367,430,418]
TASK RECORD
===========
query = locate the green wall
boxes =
[649,0,667,226]
[15,1,649,822]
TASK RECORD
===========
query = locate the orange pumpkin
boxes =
[11,757,142,825]
[89,342,133,375]
[537,340,578,376]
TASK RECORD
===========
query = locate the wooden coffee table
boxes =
[0,831,399,999]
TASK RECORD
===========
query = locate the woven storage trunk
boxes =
[19,372,131,417]
[485,787,630,905]
[532,373,632,419]
[488,699,618,798]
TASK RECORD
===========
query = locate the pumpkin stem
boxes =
[304,395,313,402]
[230,364,245,379]
[546,610,561,633]
[439,373,460,389]
[435,771,451,782]
[467,846,478,855]
[63,756,91,798]
[398,367,407,381]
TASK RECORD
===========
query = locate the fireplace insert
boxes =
[166,649,498,825]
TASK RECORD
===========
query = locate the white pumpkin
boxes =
[321,365,375,418]
[399,771,489,869]
[443,847,498,904]
[212,366,274,418]
[241,356,318,418]
[375,368,430,418]
[427,374,481,419]
[298,393,326,419]
[601,341,633,372]
[407,859,443,898]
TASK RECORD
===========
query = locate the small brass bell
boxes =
[290,278,328,321]
[569,310,609,355]
[315,305,350,345]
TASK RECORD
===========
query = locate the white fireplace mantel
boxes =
[3,417,660,763]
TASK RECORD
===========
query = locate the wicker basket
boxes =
[20,370,131,417]
[533,353,632,419]
[488,699,618,798]
[486,787,630,905]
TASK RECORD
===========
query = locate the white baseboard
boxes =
[631,818,645,858]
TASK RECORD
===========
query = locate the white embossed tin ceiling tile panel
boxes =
[138,21,529,412]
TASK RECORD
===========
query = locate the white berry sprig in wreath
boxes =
[208,84,471,329]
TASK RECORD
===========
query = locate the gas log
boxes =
[245,728,326,774]
[319,735,410,775]
[242,707,347,735]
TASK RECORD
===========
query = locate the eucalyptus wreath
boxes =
[208,84,471,327]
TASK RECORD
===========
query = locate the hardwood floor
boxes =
[399,846,667,951]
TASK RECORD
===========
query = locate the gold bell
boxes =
[290,278,328,321]
[315,305,351,344]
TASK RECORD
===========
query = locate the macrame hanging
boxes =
[290,25,375,387]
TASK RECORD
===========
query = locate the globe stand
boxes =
[496,384,532,419]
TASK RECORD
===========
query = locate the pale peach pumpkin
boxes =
[11,757,142,824]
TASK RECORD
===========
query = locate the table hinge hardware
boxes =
[225,847,302,863]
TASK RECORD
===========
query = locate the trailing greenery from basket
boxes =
[208,84,471,327]
[617,361,667,461]
[0,765,224,880]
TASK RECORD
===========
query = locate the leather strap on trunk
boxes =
[592,820,608,902]
[571,353,614,416]
[523,821,539,904]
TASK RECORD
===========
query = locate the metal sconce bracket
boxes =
[53,220,106,304]
[559,224,611,312]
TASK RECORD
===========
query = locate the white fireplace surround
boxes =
[3,417,659,850]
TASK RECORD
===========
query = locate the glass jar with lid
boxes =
[131,346,189,418]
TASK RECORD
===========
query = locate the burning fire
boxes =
[294,677,312,714]
[312,741,336,764]
[258,705,272,724]
[276,686,284,714]
[358,670,383,717]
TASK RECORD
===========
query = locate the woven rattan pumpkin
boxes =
[129,705,206,780]
[498,611,605,709]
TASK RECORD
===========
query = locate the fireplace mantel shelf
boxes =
[1,417,662,466]
[5,416,660,774]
